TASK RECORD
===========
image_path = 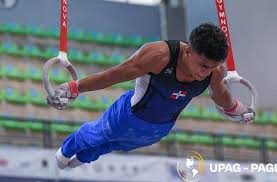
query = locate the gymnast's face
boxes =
[184,47,221,81]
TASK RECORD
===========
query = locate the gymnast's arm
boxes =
[209,65,255,123]
[77,41,170,93]
[209,64,235,110]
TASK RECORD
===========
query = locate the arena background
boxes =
[0,0,277,181]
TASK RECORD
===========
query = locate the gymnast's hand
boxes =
[46,80,79,110]
[222,99,255,124]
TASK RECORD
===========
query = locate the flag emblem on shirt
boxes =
[170,91,188,100]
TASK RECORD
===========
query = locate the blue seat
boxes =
[201,105,224,121]
[21,44,42,58]
[4,87,27,105]
[108,52,126,65]
[2,42,22,56]
[180,104,201,119]
[87,31,107,44]
[48,27,59,39]
[87,51,106,65]
[68,48,86,64]
[0,42,3,54]
[26,88,47,107]
[42,46,59,59]
[26,66,42,82]
[1,22,25,34]
[68,28,85,41]
[109,32,126,46]
[3,64,27,81]
[49,67,69,84]
[25,25,49,37]
[127,35,144,47]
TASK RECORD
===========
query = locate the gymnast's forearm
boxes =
[77,64,137,93]
[77,72,113,93]
[211,88,235,110]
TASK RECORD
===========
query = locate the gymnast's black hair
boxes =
[189,22,228,62]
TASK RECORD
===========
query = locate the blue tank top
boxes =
[130,40,211,123]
